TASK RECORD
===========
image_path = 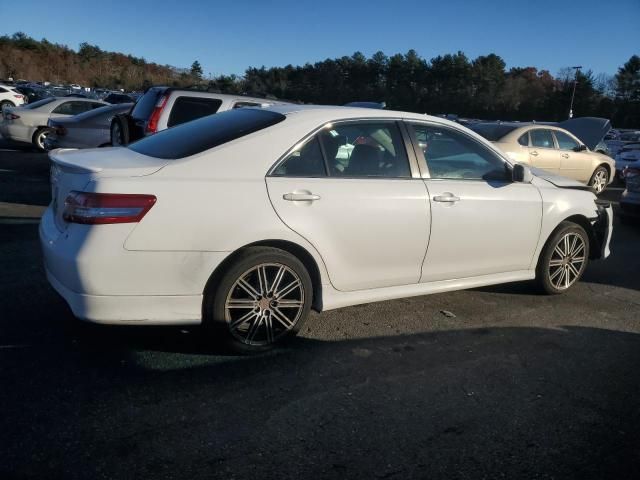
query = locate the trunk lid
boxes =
[49,147,168,231]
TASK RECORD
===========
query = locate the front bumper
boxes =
[593,202,613,259]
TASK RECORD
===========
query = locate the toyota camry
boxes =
[41,105,613,352]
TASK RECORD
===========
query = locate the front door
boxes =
[266,120,430,292]
[407,122,542,282]
[553,130,591,183]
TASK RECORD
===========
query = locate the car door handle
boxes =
[283,192,321,202]
[561,153,569,158]
[433,193,460,203]
[530,151,539,156]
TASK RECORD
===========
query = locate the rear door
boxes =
[266,120,430,292]
[528,128,560,174]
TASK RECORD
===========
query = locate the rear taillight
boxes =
[145,94,169,134]
[55,125,67,136]
[14,94,23,99]
[63,191,156,224]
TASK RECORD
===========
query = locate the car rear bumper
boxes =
[39,207,227,325]
[0,122,32,143]
[45,267,202,325]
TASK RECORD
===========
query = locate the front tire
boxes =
[203,247,312,354]
[110,115,129,146]
[589,166,609,194]
[536,221,589,294]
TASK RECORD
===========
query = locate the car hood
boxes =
[530,167,594,191]
[557,117,611,151]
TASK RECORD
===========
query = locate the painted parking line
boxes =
[0,148,20,152]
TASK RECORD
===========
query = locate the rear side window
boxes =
[167,96,222,127]
[131,87,167,121]
[518,133,529,146]
[52,101,93,115]
[129,108,286,159]
[530,129,555,149]
[0,87,7,93]
[272,136,326,177]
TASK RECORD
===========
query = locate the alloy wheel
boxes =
[591,170,608,194]
[36,130,48,149]
[224,263,305,346]
[547,232,586,290]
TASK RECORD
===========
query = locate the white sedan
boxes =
[41,105,613,352]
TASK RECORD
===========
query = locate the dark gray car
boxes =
[45,103,133,150]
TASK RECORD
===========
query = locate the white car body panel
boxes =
[40,106,612,325]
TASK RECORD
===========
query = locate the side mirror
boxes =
[512,163,533,183]
[573,144,587,152]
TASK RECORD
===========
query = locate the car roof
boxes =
[263,103,462,125]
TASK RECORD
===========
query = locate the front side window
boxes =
[317,122,411,178]
[410,123,509,181]
[272,136,326,177]
[167,97,223,127]
[530,129,555,149]
[554,130,580,150]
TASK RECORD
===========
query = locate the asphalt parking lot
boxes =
[1,141,640,480]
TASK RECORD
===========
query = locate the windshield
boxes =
[23,97,56,110]
[128,108,286,159]
[468,124,519,141]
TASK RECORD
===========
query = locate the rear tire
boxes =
[32,127,51,151]
[203,247,312,354]
[589,166,609,194]
[110,115,130,146]
[536,221,589,295]
[0,100,15,110]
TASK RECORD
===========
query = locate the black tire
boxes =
[32,127,52,151]
[110,114,130,146]
[536,221,589,295]
[0,100,15,110]
[203,247,313,354]
[588,166,609,195]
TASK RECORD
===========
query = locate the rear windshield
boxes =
[128,108,286,159]
[23,97,56,109]
[469,123,519,141]
[131,87,167,121]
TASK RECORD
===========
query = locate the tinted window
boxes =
[468,123,518,141]
[167,96,223,127]
[129,108,286,160]
[554,131,580,150]
[0,87,7,93]
[23,97,56,109]
[272,136,326,177]
[410,124,509,181]
[318,122,411,178]
[518,133,529,146]
[530,129,555,149]
[52,101,93,115]
[131,87,167,121]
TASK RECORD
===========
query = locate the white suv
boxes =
[0,85,26,110]
[110,87,288,145]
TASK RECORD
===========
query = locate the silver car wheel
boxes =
[591,169,608,194]
[547,232,586,290]
[224,263,305,346]
[35,130,49,150]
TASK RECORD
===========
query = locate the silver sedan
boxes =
[0,97,107,150]
[45,103,133,150]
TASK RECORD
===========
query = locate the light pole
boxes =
[568,65,582,119]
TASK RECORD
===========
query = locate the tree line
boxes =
[1,32,638,127]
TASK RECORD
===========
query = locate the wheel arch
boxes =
[557,214,599,260]
[203,239,324,312]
